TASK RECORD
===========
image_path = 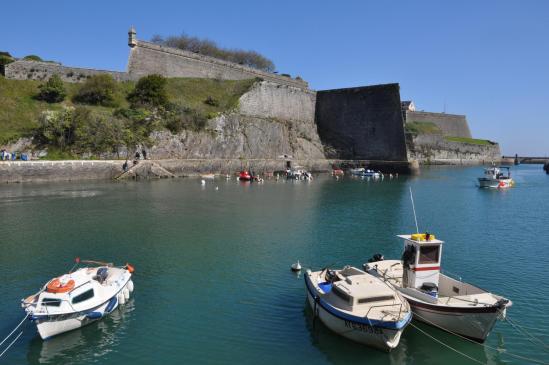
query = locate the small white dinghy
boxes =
[305,266,412,351]
[364,233,512,342]
[21,259,135,340]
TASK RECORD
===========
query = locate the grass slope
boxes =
[444,136,494,145]
[404,121,441,135]
[0,76,255,144]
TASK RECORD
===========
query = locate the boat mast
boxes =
[410,187,419,234]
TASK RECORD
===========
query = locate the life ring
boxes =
[46,277,75,293]
[498,181,505,188]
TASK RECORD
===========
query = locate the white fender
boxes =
[118,293,126,305]
[123,288,130,300]
[127,280,134,293]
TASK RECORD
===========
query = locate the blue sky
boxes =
[2,0,547,155]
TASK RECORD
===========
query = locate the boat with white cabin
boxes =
[478,166,514,188]
[21,260,135,340]
[305,266,412,351]
[350,167,381,178]
[363,233,511,342]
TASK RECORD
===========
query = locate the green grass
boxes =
[0,76,256,144]
[444,136,494,145]
[404,121,441,135]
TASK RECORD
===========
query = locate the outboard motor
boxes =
[420,282,439,298]
[368,253,384,263]
[94,267,108,284]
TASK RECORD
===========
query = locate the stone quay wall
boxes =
[127,41,308,89]
[406,111,472,138]
[0,158,419,183]
[4,60,132,83]
[406,134,501,165]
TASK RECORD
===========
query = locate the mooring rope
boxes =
[0,315,27,348]
[0,331,23,359]
[505,316,549,351]
[413,311,549,364]
[410,322,486,364]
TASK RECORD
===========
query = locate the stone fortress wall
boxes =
[4,27,307,89]
[315,83,408,161]
[405,110,472,138]
[127,40,308,89]
[4,60,132,83]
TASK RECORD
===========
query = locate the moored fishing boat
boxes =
[364,233,511,342]
[350,167,381,178]
[21,259,135,340]
[478,166,514,188]
[305,266,412,351]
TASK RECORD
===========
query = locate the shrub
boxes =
[164,105,207,133]
[73,74,118,107]
[127,74,168,108]
[151,33,275,72]
[23,55,43,61]
[36,75,66,103]
[204,96,219,106]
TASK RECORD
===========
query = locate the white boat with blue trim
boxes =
[305,266,412,351]
[21,260,135,340]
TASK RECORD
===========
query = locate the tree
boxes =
[23,55,43,61]
[127,74,168,108]
[36,75,66,103]
[73,74,119,107]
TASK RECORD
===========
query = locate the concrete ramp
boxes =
[115,161,175,180]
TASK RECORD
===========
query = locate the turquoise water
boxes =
[1,165,548,364]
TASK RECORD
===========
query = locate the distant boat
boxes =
[350,168,381,178]
[22,260,134,340]
[201,173,215,180]
[239,171,252,181]
[305,266,411,351]
[478,166,514,188]
[332,168,344,176]
[364,233,511,342]
[287,167,312,180]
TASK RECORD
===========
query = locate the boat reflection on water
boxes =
[27,300,135,364]
[303,300,496,365]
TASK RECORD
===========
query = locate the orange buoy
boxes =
[46,277,75,293]
[126,263,135,273]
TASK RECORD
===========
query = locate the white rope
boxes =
[0,331,23,359]
[505,316,549,351]
[0,315,27,348]
[410,322,486,364]
[413,311,549,364]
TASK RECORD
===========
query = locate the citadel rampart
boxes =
[315,83,408,161]
[4,60,132,83]
[127,40,307,89]
[406,111,472,138]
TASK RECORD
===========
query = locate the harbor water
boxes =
[1,165,548,364]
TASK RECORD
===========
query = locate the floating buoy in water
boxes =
[201,179,206,186]
[291,261,302,272]
[215,186,219,190]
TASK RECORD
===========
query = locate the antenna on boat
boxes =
[409,187,419,234]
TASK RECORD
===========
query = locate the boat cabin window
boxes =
[332,286,351,303]
[418,246,440,264]
[357,295,394,304]
[72,289,94,304]
[42,298,62,307]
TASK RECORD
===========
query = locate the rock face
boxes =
[148,81,325,160]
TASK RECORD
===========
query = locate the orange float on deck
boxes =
[46,277,75,293]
